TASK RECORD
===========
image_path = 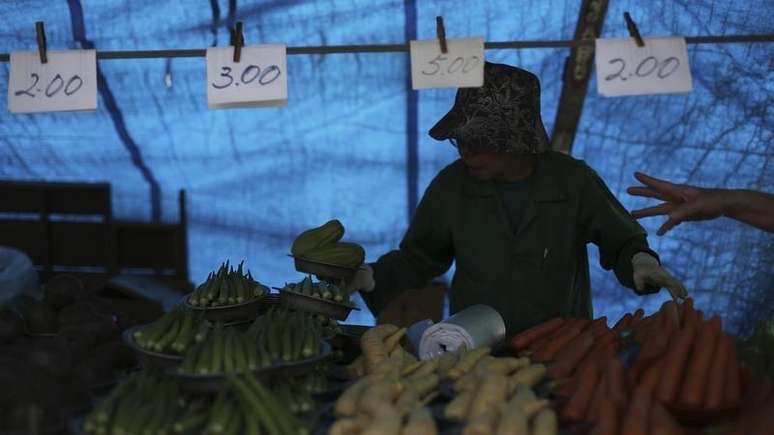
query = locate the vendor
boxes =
[350,62,687,335]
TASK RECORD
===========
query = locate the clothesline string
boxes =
[0,33,771,61]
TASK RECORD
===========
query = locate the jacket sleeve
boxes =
[362,176,455,316]
[578,166,659,295]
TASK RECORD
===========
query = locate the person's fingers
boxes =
[626,186,668,200]
[631,202,675,219]
[634,172,684,199]
[656,217,681,236]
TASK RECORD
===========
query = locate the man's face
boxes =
[456,143,512,181]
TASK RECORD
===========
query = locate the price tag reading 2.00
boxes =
[595,37,693,97]
[410,38,484,90]
[206,45,288,109]
[8,50,97,113]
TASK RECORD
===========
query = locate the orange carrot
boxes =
[723,335,741,407]
[679,315,721,406]
[631,314,672,380]
[528,335,553,352]
[589,394,619,435]
[655,318,698,404]
[632,308,645,323]
[562,363,601,421]
[576,340,617,381]
[606,357,628,405]
[679,298,694,327]
[638,357,664,395]
[612,313,633,332]
[659,300,680,331]
[533,323,582,362]
[547,330,595,379]
[650,400,685,435]
[510,317,564,350]
[621,387,651,435]
[705,330,731,409]
[587,371,608,421]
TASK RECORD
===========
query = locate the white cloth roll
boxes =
[417,304,505,360]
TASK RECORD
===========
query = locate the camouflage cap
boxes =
[429,62,550,154]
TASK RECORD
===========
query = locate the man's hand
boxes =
[345,265,375,293]
[632,252,688,301]
[627,172,729,235]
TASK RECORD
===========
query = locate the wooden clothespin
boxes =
[35,21,48,64]
[623,12,645,47]
[436,16,448,54]
[230,21,244,62]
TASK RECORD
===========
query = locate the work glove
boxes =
[631,252,688,301]
[345,265,375,293]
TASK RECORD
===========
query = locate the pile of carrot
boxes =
[627,298,742,411]
[509,316,622,382]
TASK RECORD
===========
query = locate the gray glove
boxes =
[631,252,688,300]
[346,265,375,293]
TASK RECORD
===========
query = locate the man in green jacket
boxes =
[352,62,686,335]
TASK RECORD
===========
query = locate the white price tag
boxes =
[8,50,97,113]
[595,37,692,97]
[206,45,288,109]
[410,38,484,90]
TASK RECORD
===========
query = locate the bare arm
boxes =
[627,172,774,235]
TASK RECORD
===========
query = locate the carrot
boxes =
[589,316,608,331]
[655,319,698,404]
[723,335,741,407]
[605,357,628,405]
[586,371,608,421]
[547,330,594,379]
[510,317,564,350]
[528,335,553,353]
[621,387,651,435]
[679,315,721,407]
[574,318,593,332]
[650,400,685,435]
[705,331,731,409]
[562,363,600,421]
[632,308,645,323]
[589,394,619,435]
[659,300,680,331]
[638,357,664,395]
[612,313,633,333]
[630,314,673,381]
[679,298,693,327]
[533,323,582,362]
[576,340,617,381]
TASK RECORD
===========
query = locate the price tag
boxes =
[206,45,288,109]
[8,50,97,113]
[410,37,484,90]
[595,37,693,97]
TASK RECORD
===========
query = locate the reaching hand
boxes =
[627,172,729,236]
[631,252,688,301]
[344,265,375,293]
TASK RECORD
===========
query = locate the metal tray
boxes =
[280,289,358,321]
[121,327,183,369]
[182,291,269,322]
[170,340,333,394]
[292,256,359,281]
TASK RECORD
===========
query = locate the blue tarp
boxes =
[1,0,771,333]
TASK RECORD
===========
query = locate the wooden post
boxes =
[551,0,609,154]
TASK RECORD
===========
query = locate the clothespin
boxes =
[230,21,244,62]
[35,21,48,64]
[623,12,645,47]
[436,16,448,54]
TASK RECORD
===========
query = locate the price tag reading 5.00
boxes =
[595,37,693,97]
[8,50,97,113]
[410,38,484,90]
[206,45,287,109]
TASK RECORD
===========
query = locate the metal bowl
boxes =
[121,326,183,369]
[292,256,359,281]
[171,341,333,394]
[280,289,358,321]
[182,291,269,323]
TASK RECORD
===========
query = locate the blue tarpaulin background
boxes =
[1,0,771,334]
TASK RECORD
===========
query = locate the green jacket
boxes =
[364,151,657,335]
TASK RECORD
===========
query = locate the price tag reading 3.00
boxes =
[410,38,484,90]
[8,50,97,113]
[595,37,693,97]
[206,45,288,109]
